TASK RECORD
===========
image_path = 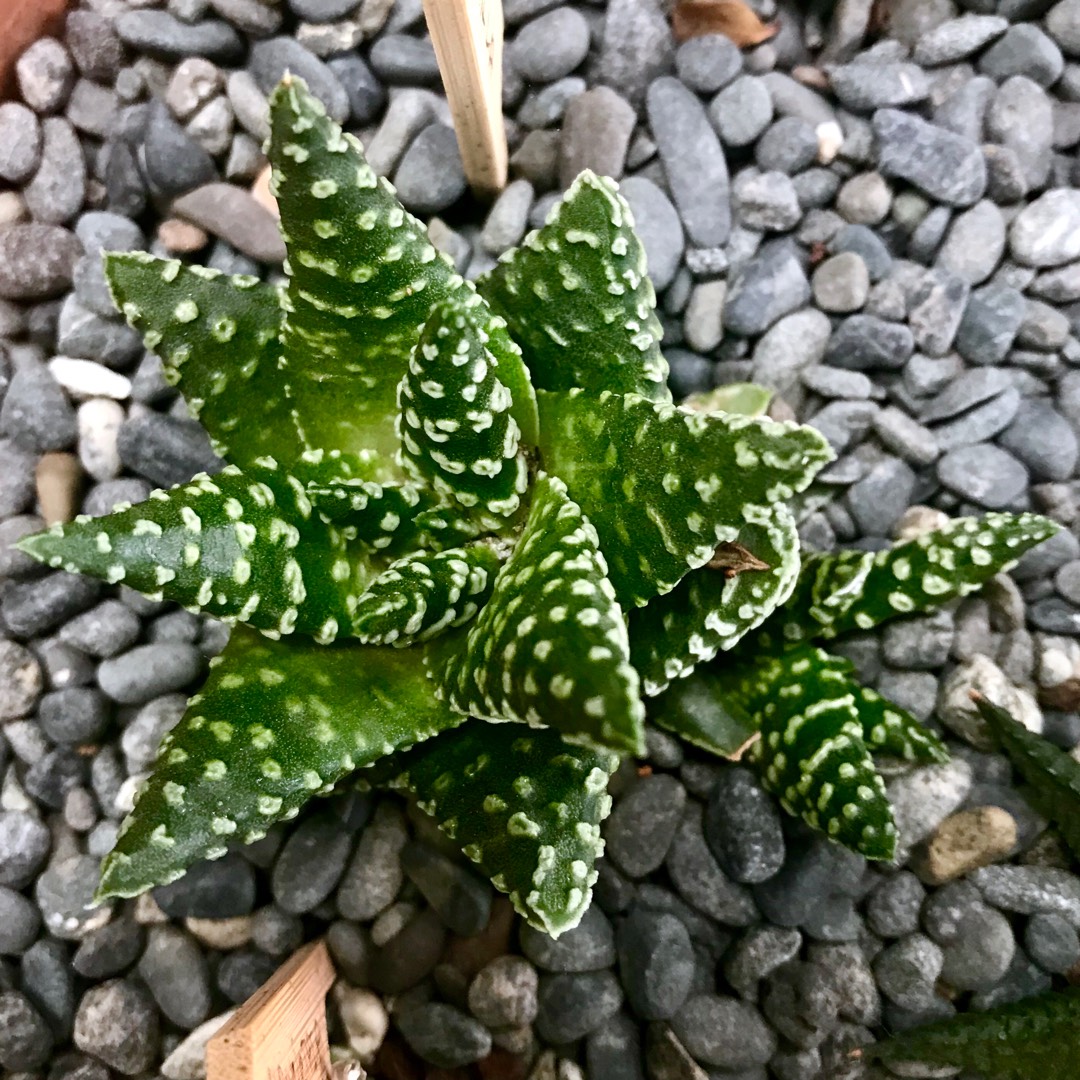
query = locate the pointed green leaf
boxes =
[683,383,773,417]
[398,291,530,523]
[716,645,896,859]
[866,987,1080,1078]
[648,669,760,760]
[385,720,618,936]
[537,389,832,608]
[629,503,801,695]
[977,694,1080,860]
[104,253,298,464]
[97,625,462,900]
[268,77,466,459]
[854,682,949,765]
[436,473,646,756]
[775,512,1059,643]
[20,463,373,643]
[478,171,670,402]
[352,545,502,646]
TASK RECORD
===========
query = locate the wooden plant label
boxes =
[423,0,508,197]
[207,940,335,1080]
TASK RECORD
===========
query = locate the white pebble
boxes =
[816,120,844,165]
[78,398,125,481]
[50,356,132,400]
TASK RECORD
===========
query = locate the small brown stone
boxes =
[157,217,209,254]
[251,163,278,219]
[184,914,253,950]
[35,451,82,524]
[914,805,1018,885]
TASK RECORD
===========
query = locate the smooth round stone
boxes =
[35,855,113,940]
[0,991,52,1071]
[400,841,491,936]
[37,687,109,745]
[0,104,42,184]
[520,903,616,972]
[874,933,945,1009]
[1010,189,1080,267]
[114,10,243,63]
[393,125,467,216]
[510,7,590,83]
[937,443,1029,509]
[138,925,212,1029]
[605,773,686,879]
[397,1002,492,1068]
[467,956,538,1028]
[616,907,695,1020]
[0,886,41,955]
[15,38,75,113]
[271,817,353,915]
[535,971,623,1042]
[1024,913,1080,973]
[97,643,204,704]
[939,905,1015,991]
[0,640,43,721]
[675,34,743,94]
[671,994,776,1069]
[77,398,125,482]
[710,75,773,148]
[66,10,125,82]
[703,767,785,884]
[153,853,257,918]
[248,37,349,123]
[0,225,82,301]
[0,811,51,889]
[812,252,870,312]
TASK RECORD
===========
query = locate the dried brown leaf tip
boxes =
[707,541,771,577]
[672,0,779,46]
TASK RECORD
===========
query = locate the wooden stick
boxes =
[423,0,508,198]
[207,940,335,1080]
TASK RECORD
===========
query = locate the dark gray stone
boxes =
[398,1002,492,1067]
[400,841,491,935]
[703,767,785,884]
[723,925,802,997]
[1024,913,1080,973]
[521,903,617,972]
[271,816,353,915]
[117,413,222,487]
[955,282,1026,364]
[979,24,1064,87]
[114,10,243,62]
[723,242,810,337]
[0,991,51,1071]
[616,907,694,1020]
[937,443,1029,508]
[999,398,1078,481]
[248,37,349,122]
[3,572,100,638]
[847,456,916,537]
[914,14,1009,64]
[138,926,212,1030]
[98,643,204,704]
[143,100,217,198]
[326,55,385,126]
[873,108,986,206]
[0,886,40,955]
[606,774,686,879]
[66,10,124,82]
[825,314,915,370]
[596,0,674,107]
[369,35,441,86]
[393,125,467,216]
[536,971,624,1042]
[153,852,257,918]
[907,268,970,357]
[676,34,742,93]
[873,933,944,1009]
[940,905,1016,991]
[670,994,777,1068]
[72,918,144,979]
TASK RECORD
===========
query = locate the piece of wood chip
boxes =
[672,0,779,46]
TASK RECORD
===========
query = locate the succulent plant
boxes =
[18,77,1058,937]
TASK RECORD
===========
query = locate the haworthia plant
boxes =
[863,986,1080,1078]
[17,76,1060,933]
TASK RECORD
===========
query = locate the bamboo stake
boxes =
[423,0,508,198]
[207,940,336,1080]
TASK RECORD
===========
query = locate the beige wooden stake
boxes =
[207,940,336,1080]
[424,0,508,197]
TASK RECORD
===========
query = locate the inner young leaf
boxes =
[435,473,646,756]
[478,171,671,402]
[398,291,530,525]
[97,626,463,901]
[537,389,832,609]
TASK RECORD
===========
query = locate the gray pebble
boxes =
[647,77,731,248]
[676,34,742,94]
[606,773,686,879]
[1010,189,1080,267]
[337,802,407,922]
[723,925,802,997]
[72,917,144,979]
[401,840,491,935]
[751,309,832,403]
[138,925,212,1029]
[35,854,111,940]
[616,906,694,1020]
[114,10,243,63]
[0,991,52,1071]
[0,886,41,955]
[670,994,776,1069]
[914,14,1009,64]
[66,10,124,83]
[828,60,929,112]
[535,971,623,1042]
[724,241,810,337]
[703,767,785,884]
[874,108,986,206]
[116,413,221,488]
[979,24,1064,87]
[755,115,818,175]
[327,55,385,126]
[0,225,82,301]
[38,687,109,745]
[468,955,538,1028]
[153,853,256,918]
[73,979,159,1074]
[248,37,349,122]
[3,572,100,638]
[0,104,42,184]
[510,7,590,83]
[812,252,869,313]
[873,933,944,1009]
[271,816,352,914]
[393,125,467,215]
[16,38,75,114]
[1024,913,1080,973]
[733,169,801,232]
[999,397,1078,481]
[559,86,636,186]
[825,314,914,371]
[398,1002,492,1067]
[830,223,893,281]
[97,643,204,704]
[936,200,1006,285]
[937,443,1029,508]
[521,903,617,972]
[848,457,917,537]
[710,76,773,148]
[369,35,441,86]
[939,904,1016,990]
[867,871,925,938]
[596,0,675,108]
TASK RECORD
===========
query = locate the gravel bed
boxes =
[2,0,1080,1077]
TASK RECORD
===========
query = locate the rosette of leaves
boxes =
[651,510,1059,861]
[18,77,836,936]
